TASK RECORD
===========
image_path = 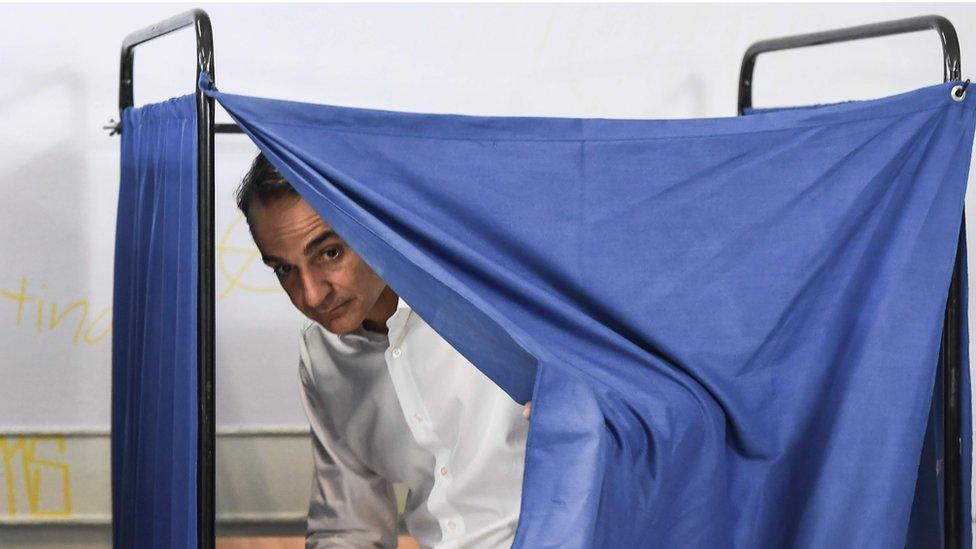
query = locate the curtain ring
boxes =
[952,79,970,102]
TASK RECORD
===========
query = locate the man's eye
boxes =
[321,247,341,261]
[272,264,292,277]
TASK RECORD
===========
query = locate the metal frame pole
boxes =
[119,9,220,548]
[737,14,965,548]
[737,15,960,113]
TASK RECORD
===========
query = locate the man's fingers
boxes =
[522,401,532,421]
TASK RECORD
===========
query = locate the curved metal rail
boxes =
[738,15,960,113]
[118,9,217,548]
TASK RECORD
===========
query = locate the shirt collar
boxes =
[335,294,411,344]
[395,295,412,314]
[386,295,413,333]
[336,322,389,345]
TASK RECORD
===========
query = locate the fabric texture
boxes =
[112,94,198,548]
[301,298,526,548]
[196,77,975,548]
[201,77,975,547]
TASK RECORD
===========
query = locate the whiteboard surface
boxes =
[1,3,974,432]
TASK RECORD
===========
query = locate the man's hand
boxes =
[522,401,532,421]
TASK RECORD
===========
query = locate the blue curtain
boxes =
[112,94,198,548]
[104,78,973,546]
[740,104,974,549]
[197,76,975,548]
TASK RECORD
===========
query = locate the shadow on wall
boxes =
[660,72,710,117]
[0,70,92,292]
[0,70,111,428]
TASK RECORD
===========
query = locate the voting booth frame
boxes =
[113,9,967,548]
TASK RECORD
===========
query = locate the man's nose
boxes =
[299,270,331,309]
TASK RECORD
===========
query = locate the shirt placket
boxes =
[385,309,467,543]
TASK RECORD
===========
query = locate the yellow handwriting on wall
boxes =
[0,436,72,517]
[218,214,282,299]
[0,276,112,347]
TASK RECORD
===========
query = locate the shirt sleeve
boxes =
[299,337,399,549]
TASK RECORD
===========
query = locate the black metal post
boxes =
[737,15,964,548]
[119,9,218,549]
[943,218,966,548]
[215,123,243,133]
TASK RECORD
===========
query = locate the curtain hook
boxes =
[103,118,122,136]
[951,79,970,102]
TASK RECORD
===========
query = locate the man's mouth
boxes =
[323,300,350,318]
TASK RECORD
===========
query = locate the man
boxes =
[237,153,530,548]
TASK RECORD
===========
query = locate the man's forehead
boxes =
[248,195,337,247]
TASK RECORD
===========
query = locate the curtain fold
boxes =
[100,77,976,546]
[196,77,974,548]
[112,94,198,548]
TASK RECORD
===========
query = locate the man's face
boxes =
[247,194,389,335]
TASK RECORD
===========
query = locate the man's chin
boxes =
[318,319,348,335]
[309,302,356,334]
[318,312,360,336]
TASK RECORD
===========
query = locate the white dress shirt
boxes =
[299,298,528,548]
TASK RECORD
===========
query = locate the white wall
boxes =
[1,3,975,545]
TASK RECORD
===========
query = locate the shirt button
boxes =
[439,466,448,476]
[391,347,402,358]
[447,520,457,531]
[413,413,424,423]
